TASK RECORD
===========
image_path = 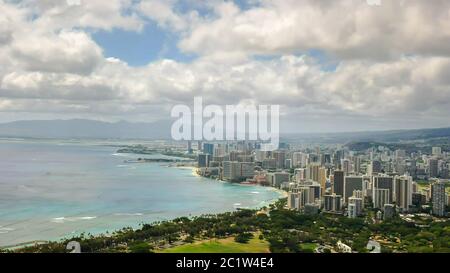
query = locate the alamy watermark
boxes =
[171,97,280,151]
[66,241,81,253]
[366,0,381,6]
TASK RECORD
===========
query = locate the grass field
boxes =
[300,243,318,252]
[159,236,270,253]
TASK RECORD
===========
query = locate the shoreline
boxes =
[172,165,288,206]
[3,200,286,251]
[1,166,285,250]
[174,165,288,199]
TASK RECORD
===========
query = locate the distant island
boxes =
[116,145,197,160]
[125,158,186,163]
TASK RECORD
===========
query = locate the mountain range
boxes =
[0,119,450,143]
[0,119,172,139]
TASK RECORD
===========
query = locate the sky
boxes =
[0,0,450,133]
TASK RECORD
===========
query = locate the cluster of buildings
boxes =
[197,143,258,182]
[194,141,449,218]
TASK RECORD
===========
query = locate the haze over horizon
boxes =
[1,118,450,140]
[1,0,450,133]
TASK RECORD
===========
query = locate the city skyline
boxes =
[1,0,450,133]
[1,0,449,258]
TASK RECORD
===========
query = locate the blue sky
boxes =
[93,22,196,66]
[92,0,337,72]
[93,21,337,71]
[92,0,252,66]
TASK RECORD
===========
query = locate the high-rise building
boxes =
[299,186,316,209]
[295,168,306,182]
[352,187,366,208]
[406,159,417,178]
[272,151,286,169]
[432,147,442,157]
[412,192,426,208]
[266,172,290,188]
[285,159,292,169]
[323,154,332,165]
[229,151,243,161]
[348,203,357,218]
[373,188,390,209]
[239,162,255,178]
[308,154,320,165]
[362,176,371,196]
[353,156,361,174]
[353,190,364,199]
[236,141,248,153]
[198,154,211,168]
[342,159,351,175]
[214,145,226,157]
[428,159,439,178]
[187,141,193,154]
[303,181,322,200]
[393,175,412,212]
[344,176,363,204]
[333,150,344,169]
[292,152,302,168]
[318,167,328,195]
[203,143,214,156]
[332,170,344,196]
[348,197,363,218]
[324,194,342,213]
[368,160,382,176]
[395,161,407,175]
[288,192,297,209]
[441,166,449,179]
[292,152,308,168]
[308,164,320,182]
[372,176,393,208]
[383,204,396,220]
[238,155,254,163]
[222,161,240,181]
[262,158,277,169]
[431,181,446,217]
[255,150,267,162]
[288,186,315,210]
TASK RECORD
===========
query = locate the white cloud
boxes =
[2,51,450,125]
[176,0,450,60]
[137,0,189,31]
[23,0,144,31]
[0,0,450,131]
[11,31,103,75]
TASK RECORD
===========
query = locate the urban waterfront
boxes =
[0,139,282,247]
[0,0,449,258]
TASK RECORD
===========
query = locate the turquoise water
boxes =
[0,139,282,247]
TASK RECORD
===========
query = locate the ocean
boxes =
[0,139,282,247]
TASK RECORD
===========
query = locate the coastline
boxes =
[173,165,288,198]
[2,165,285,250]
[172,165,287,205]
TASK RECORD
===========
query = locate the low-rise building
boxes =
[383,204,396,220]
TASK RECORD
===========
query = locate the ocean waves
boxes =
[51,216,97,223]
[0,227,15,234]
